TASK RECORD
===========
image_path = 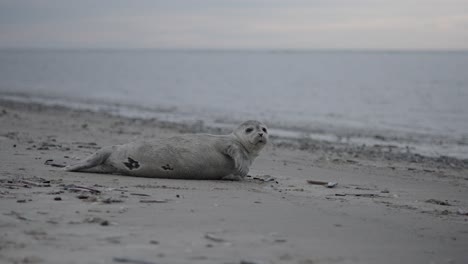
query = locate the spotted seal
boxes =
[65,120,268,180]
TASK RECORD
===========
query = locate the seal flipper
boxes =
[224,144,250,178]
[221,174,244,181]
[65,146,112,172]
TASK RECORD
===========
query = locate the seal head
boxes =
[233,120,269,156]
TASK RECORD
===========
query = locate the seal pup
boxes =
[65,120,268,180]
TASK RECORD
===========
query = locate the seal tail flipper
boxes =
[64,147,112,172]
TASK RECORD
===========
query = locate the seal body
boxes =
[65,120,268,180]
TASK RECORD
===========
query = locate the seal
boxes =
[65,120,268,180]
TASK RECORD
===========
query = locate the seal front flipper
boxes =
[64,146,113,172]
[224,144,250,178]
[221,174,244,181]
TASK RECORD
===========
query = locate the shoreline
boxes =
[1,96,467,169]
[1,94,467,165]
[1,98,468,264]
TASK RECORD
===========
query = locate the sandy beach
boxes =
[1,99,467,264]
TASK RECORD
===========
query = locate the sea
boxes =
[1,49,467,159]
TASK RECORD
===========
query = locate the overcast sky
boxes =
[0,0,467,50]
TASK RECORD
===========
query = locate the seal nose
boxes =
[258,132,264,137]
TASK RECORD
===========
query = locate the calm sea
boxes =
[1,49,467,158]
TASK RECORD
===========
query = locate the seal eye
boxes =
[245,128,253,133]
[262,128,267,133]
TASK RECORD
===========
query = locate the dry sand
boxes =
[1,100,467,264]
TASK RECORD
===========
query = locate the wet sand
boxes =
[1,100,467,264]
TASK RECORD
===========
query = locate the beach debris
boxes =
[274,238,287,243]
[76,194,90,199]
[425,199,452,206]
[84,217,110,226]
[17,257,43,264]
[46,219,59,225]
[249,174,276,182]
[0,179,22,189]
[334,193,382,198]
[24,229,48,240]
[47,190,64,195]
[307,180,338,188]
[354,193,381,198]
[63,184,101,194]
[456,209,468,216]
[240,260,265,264]
[130,193,151,197]
[20,178,51,187]
[204,232,226,243]
[74,141,100,149]
[112,257,157,264]
[331,158,359,164]
[1,131,19,140]
[353,186,374,190]
[83,217,102,224]
[44,159,66,168]
[436,209,451,215]
[104,236,122,244]
[101,197,124,204]
[139,199,169,203]
[0,177,54,189]
[4,210,29,221]
[78,194,99,202]
[262,233,288,244]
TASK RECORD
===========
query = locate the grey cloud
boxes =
[0,0,467,49]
